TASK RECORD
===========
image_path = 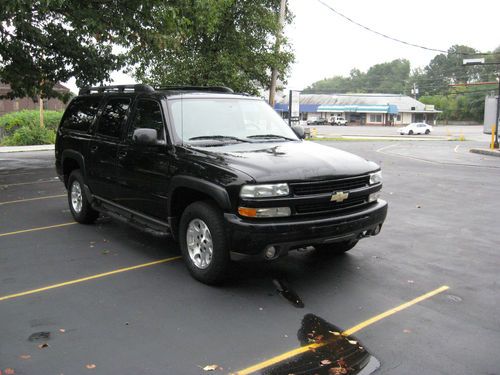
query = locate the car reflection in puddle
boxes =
[260,314,379,375]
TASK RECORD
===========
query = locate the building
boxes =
[275,93,440,126]
[0,83,70,117]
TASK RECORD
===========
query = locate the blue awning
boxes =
[318,104,399,114]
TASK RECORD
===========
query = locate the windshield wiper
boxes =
[247,134,296,141]
[188,135,251,143]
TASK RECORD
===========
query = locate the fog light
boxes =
[369,192,380,202]
[372,224,382,235]
[264,246,277,259]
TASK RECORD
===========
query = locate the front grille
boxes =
[291,175,369,196]
[295,196,370,215]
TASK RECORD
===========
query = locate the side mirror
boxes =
[292,125,305,139]
[133,128,162,146]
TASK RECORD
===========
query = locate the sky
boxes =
[65,0,500,93]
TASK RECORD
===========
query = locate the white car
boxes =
[398,122,433,135]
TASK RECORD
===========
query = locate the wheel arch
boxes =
[167,176,232,241]
[61,150,86,187]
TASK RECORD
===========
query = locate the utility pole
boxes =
[269,0,286,108]
[411,83,419,100]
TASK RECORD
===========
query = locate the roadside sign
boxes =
[289,90,300,126]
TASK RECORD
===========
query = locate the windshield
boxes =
[168,98,298,143]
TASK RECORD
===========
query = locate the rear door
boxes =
[116,98,170,219]
[87,97,132,199]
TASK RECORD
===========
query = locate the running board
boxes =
[91,196,171,237]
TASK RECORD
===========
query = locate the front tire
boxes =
[425,129,430,134]
[179,201,230,284]
[67,170,99,224]
[408,130,414,135]
[314,240,358,255]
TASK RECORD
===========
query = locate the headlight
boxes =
[369,171,382,185]
[240,183,289,198]
[238,207,291,218]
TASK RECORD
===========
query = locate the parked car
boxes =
[329,116,348,126]
[399,122,432,135]
[55,84,387,284]
[307,117,328,125]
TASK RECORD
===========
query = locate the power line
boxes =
[316,0,500,56]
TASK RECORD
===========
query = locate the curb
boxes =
[470,148,500,158]
[0,144,55,153]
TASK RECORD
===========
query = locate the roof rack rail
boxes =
[78,84,154,95]
[155,86,234,93]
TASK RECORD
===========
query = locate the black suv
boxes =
[55,85,387,284]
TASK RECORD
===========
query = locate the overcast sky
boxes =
[65,0,500,93]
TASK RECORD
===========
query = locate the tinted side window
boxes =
[61,97,101,132]
[129,100,164,140]
[96,98,131,138]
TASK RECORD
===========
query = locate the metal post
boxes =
[39,96,44,128]
[269,0,286,108]
[495,76,500,149]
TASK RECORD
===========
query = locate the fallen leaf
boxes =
[38,343,49,349]
[403,329,412,334]
[4,368,15,375]
[19,355,31,360]
[329,331,341,336]
[202,364,219,371]
[347,340,358,345]
[59,329,66,333]
[416,205,421,208]
[407,280,414,284]
[85,364,96,369]
[321,359,332,365]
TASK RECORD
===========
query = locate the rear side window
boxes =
[128,99,165,140]
[61,97,101,132]
[96,98,131,138]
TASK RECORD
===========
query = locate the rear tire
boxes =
[67,170,99,224]
[425,129,430,134]
[179,201,230,284]
[314,240,358,255]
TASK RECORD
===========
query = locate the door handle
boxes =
[117,151,128,159]
[90,145,98,153]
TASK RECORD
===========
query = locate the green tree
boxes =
[130,0,294,95]
[0,0,163,99]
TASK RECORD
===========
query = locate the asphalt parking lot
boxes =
[1,140,499,375]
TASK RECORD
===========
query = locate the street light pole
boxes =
[269,0,286,108]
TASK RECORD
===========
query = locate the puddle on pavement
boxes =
[273,279,305,308]
[260,314,379,375]
[28,331,50,341]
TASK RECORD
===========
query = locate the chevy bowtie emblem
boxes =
[331,191,349,202]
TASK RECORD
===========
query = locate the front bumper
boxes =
[225,199,388,260]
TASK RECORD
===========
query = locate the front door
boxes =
[116,98,170,220]
[87,97,132,200]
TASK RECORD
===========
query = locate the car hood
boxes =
[190,140,379,182]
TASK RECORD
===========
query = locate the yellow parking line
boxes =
[0,222,77,237]
[0,179,59,188]
[0,194,66,206]
[234,285,450,375]
[0,256,182,302]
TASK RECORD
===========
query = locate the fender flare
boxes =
[167,175,232,215]
[61,150,86,178]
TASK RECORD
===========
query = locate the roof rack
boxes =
[155,86,234,93]
[78,84,154,95]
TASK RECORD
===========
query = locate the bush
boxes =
[0,110,63,135]
[0,110,62,146]
[1,125,56,146]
